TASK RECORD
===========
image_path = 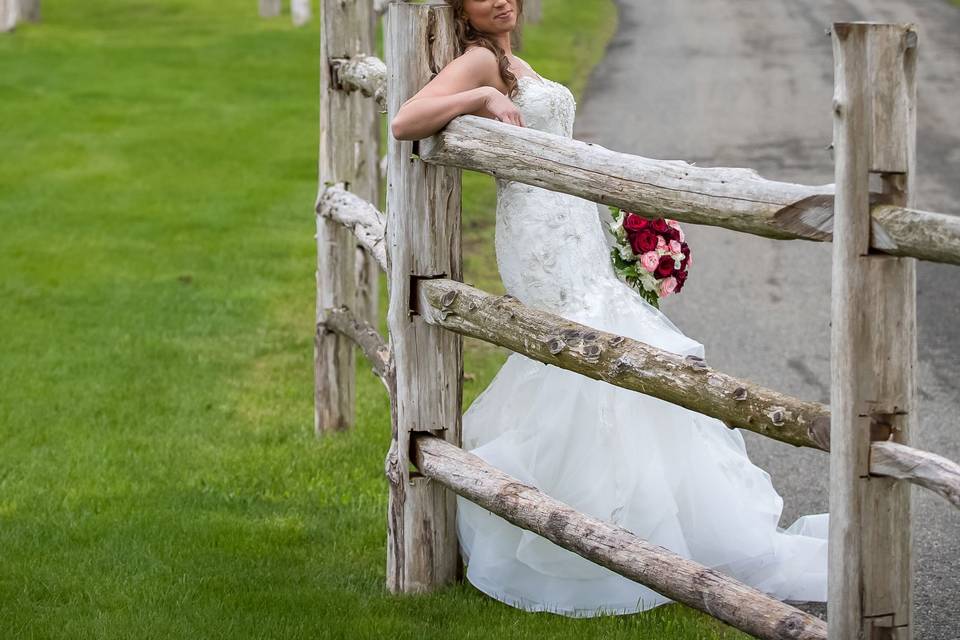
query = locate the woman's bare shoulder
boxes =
[434,46,500,89]
[458,46,499,73]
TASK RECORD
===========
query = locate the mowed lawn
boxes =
[0,2,749,638]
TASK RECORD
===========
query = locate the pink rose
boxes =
[667,220,685,242]
[640,251,660,273]
[656,235,667,251]
[669,239,682,254]
[659,276,678,296]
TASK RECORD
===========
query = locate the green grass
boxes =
[0,2,748,638]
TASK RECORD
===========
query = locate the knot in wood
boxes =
[582,344,602,362]
[905,30,918,49]
[707,375,724,388]
[684,354,708,371]
[548,338,565,355]
[440,290,458,308]
[467,301,479,312]
[608,335,625,347]
[732,387,748,401]
[769,408,785,426]
[582,332,598,342]
[611,356,630,374]
[560,328,582,342]
[774,612,808,639]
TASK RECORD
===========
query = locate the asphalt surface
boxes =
[574,1,960,636]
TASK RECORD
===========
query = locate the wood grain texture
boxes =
[313,200,955,511]
[417,115,959,266]
[317,183,388,272]
[329,61,959,265]
[384,0,463,594]
[830,22,917,640]
[323,305,393,393]
[318,0,380,434]
[417,277,831,450]
[871,441,960,510]
[414,433,828,640]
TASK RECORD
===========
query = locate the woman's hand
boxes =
[483,90,525,128]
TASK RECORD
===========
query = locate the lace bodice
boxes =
[512,75,576,138]
[494,75,614,318]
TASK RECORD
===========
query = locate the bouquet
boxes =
[608,208,691,309]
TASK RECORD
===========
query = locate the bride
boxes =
[390,0,828,617]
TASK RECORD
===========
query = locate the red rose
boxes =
[665,226,681,242]
[651,218,669,233]
[675,269,688,292]
[680,242,691,267]
[655,255,675,278]
[623,213,649,233]
[630,229,659,254]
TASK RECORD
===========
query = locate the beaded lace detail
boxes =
[494,76,613,317]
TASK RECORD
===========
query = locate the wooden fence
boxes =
[318,2,960,638]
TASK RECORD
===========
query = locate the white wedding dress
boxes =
[456,71,829,617]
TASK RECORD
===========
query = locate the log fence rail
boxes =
[319,3,959,638]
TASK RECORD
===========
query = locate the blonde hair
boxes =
[448,0,525,99]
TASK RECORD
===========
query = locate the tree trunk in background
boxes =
[291,0,310,27]
[259,0,281,18]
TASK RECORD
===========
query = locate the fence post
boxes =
[384,1,463,593]
[291,0,311,27]
[259,0,281,18]
[317,0,378,433]
[526,0,541,25]
[19,0,38,22]
[830,22,918,640]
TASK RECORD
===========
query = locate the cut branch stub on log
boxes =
[871,440,960,510]
[416,278,832,451]
[322,305,393,393]
[317,183,388,272]
[414,433,828,640]
[330,55,388,114]
[417,115,960,266]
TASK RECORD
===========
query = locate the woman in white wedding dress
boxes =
[391,0,828,617]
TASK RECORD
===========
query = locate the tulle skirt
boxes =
[456,278,828,617]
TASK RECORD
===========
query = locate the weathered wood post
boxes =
[317,0,379,433]
[525,0,541,25]
[291,0,311,27]
[19,0,38,22]
[0,0,17,33]
[260,0,282,18]
[830,22,918,640]
[384,0,463,593]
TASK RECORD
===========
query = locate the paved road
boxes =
[575,0,960,636]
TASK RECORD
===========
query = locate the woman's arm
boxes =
[390,47,508,141]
